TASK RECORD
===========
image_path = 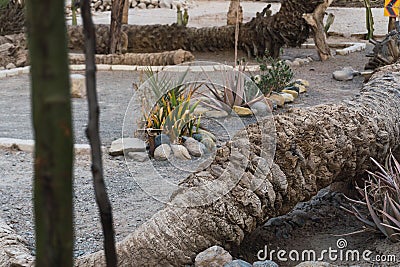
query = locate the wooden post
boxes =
[389,17,396,32]
[122,0,129,24]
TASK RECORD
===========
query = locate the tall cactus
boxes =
[364,0,374,39]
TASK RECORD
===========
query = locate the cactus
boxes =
[183,7,189,26]
[364,0,374,40]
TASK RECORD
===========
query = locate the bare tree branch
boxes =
[80,1,117,266]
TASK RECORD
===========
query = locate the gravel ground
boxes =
[0,148,163,257]
[0,71,138,145]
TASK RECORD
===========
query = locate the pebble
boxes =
[281,89,299,98]
[153,144,171,161]
[232,105,253,117]
[201,138,215,152]
[109,138,146,156]
[184,137,203,157]
[171,144,191,160]
[250,101,270,115]
[6,63,16,69]
[195,245,232,267]
[280,92,295,103]
[332,67,359,81]
[267,94,285,108]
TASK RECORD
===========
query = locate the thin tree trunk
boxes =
[26,0,73,266]
[303,0,332,60]
[109,0,125,54]
[74,63,400,266]
[80,1,117,266]
[122,0,129,24]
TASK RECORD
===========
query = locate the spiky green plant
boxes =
[253,51,294,95]
[201,67,264,113]
[143,69,202,143]
[345,153,400,242]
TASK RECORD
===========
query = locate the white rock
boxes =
[109,138,146,156]
[131,0,138,7]
[280,92,294,103]
[70,74,86,98]
[137,2,146,8]
[250,101,269,115]
[127,152,149,162]
[332,67,358,81]
[171,144,191,160]
[154,144,172,161]
[195,245,232,267]
[150,0,159,5]
[184,137,203,157]
[147,4,155,8]
[6,63,16,69]
[159,0,172,8]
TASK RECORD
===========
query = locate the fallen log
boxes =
[0,218,34,267]
[2,64,400,266]
[68,49,195,66]
[66,0,329,58]
[74,66,400,265]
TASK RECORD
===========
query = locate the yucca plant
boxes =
[345,153,400,242]
[143,69,202,143]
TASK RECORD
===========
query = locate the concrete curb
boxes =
[0,41,366,79]
[301,42,366,55]
[0,138,101,155]
[0,64,262,80]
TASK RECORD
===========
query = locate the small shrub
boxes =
[345,153,400,242]
[252,51,294,95]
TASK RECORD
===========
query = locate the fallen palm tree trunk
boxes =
[74,65,400,266]
[2,64,399,266]
[68,49,195,66]
[0,218,34,266]
[67,0,330,58]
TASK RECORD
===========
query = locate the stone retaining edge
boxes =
[0,138,104,155]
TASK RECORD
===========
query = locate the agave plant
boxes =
[345,153,400,242]
[200,67,264,113]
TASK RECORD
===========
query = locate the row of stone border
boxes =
[0,42,366,79]
[0,138,101,155]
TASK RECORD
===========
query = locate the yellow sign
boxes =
[385,0,400,17]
